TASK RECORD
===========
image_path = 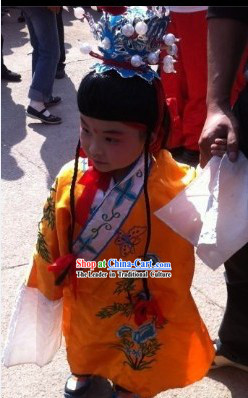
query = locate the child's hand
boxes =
[210,138,227,157]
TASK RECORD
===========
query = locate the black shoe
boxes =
[55,68,66,79]
[26,106,62,124]
[2,68,21,82]
[181,149,200,166]
[64,375,92,397]
[44,96,61,107]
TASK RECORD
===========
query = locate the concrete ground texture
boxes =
[1,7,248,398]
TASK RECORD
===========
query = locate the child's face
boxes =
[80,114,147,180]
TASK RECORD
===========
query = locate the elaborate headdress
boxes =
[74,6,178,83]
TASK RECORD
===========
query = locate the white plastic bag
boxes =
[155,152,248,269]
[3,284,63,367]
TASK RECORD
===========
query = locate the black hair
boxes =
[57,70,170,299]
[77,69,159,130]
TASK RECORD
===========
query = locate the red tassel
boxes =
[48,254,78,298]
[48,254,76,273]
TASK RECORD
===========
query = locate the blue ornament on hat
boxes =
[75,6,178,82]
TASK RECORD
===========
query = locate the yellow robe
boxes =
[25,150,214,398]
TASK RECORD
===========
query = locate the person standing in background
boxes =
[160,6,247,165]
[22,6,62,124]
[1,34,21,82]
[199,6,248,373]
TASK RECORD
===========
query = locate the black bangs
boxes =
[77,70,158,129]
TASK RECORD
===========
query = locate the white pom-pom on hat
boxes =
[167,44,178,57]
[163,55,175,65]
[135,21,148,36]
[147,52,159,65]
[131,55,144,67]
[163,55,176,72]
[163,55,176,73]
[163,63,176,73]
[163,33,176,46]
[122,23,135,37]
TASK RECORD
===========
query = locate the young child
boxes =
[3,6,227,398]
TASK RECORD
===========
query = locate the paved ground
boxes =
[1,7,248,398]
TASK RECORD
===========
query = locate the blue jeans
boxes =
[22,7,60,102]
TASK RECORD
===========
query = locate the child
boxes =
[3,6,227,398]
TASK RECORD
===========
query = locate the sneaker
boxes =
[2,68,21,82]
[26,105,62,124]
[44,96,62,107]
[211,343,248,372]
[64,374,91,398]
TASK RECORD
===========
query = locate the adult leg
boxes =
[1,34,21,81]
[1,34,7,73]
[217,244,248,367]
[22,7,61,123]
[22,9,39,76]
[217,85,248,368]
[23,11,62,109]
[56,7,66,78]
[23,7,60,102]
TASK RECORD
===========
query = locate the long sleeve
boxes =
[3,179,66,367]
[26,178,64,300]
[3,160,84,368]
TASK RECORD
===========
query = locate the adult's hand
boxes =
[199,105,239,167]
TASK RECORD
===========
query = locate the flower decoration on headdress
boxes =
[74,6,179,82]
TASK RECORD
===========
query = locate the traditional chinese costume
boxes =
[3,150,214,398]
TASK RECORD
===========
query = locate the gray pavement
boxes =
[1,7,248,398]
